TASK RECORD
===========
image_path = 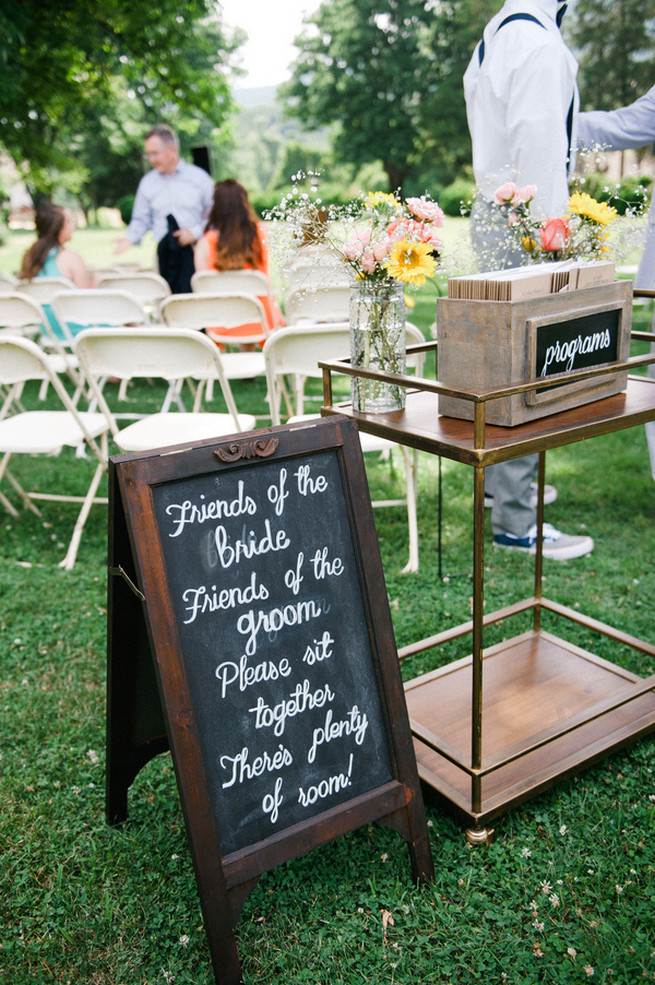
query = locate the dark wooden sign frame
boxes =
[105,416,434,985]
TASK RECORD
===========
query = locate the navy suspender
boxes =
[476,12,574,166]
[477,12,544,66]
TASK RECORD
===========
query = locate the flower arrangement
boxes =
[269,177,444,289]
[494,182,618,263]
[268,175,445,413]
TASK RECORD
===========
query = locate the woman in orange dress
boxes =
[194,179,283,343]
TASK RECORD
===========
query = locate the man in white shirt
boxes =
[578,85,655,481]
[115,124,214,293]
[463,0,595,560]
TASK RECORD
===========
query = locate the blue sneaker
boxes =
[493,523,594,560]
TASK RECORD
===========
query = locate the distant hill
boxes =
[224,84,328,194]
[233,85,279,108]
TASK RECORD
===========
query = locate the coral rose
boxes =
[539,217,569,252]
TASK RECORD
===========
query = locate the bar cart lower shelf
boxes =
[404,613,655,830]
[319,345,655,839]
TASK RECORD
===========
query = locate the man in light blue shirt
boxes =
[115,124,214,292]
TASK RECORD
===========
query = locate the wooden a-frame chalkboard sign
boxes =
[106,415,434,985]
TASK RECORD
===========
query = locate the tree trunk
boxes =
[383,159,407,196]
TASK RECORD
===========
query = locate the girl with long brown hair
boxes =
[19,204,98,339]
[19,205,97,287]
[194,180,282,337]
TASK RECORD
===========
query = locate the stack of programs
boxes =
[448,259,615,301]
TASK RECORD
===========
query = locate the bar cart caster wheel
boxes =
[465,826,495,845]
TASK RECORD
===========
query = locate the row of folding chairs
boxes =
[0,319,426,572]
[0,288,272,403]
[3,264,350,331]
[190,268,350,326]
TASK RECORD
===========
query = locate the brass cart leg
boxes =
[465,826,495,846]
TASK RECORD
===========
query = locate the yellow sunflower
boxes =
[386,240,436,287]
[567,192,617,226]
[366,191,400,210]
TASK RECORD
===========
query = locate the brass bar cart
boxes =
[319,336,655,841]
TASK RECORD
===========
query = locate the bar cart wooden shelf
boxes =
[319,341,655,839]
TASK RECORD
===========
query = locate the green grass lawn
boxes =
[1,234,654,984]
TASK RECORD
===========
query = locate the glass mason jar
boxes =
[349,278,407,413]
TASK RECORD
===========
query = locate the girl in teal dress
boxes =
[19,204,98,339]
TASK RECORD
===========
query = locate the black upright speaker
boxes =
[192,145,212,177]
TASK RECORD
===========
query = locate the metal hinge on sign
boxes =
[109,565,146,602]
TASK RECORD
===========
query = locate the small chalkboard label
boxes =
[535,308,620,378]
[106,416,433,985]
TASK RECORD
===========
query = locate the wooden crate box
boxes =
[436,281,632,426]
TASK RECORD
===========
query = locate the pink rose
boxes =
[360,252,377,274]
[406,197,445,226]
[372,238,392,261]
[343,242,362,261]
[494,182,518,205]
[539,217,570,252]
[515,184,537,204]
[343,230,371,261]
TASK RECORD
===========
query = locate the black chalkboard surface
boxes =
[151,446,394,856]
[106,416,433,985]
[534,308,621,379]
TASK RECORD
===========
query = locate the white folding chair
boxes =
[0,336,110,569]
[0,292,43,340]
[263,321,424,572]
[283,244,351,293]
[160,294,269,409]
[17,276,75,306]
[73,327,257,454]
[16,279,79,380]
[191,268,272,299]
[0,272,18,293]
[51,288,152,404]
[191,269,284,336]
[161,292,270,347]
[0,293,83,400]
[96,272,171,319]
[284,283,351,325]
[51,288,149,339]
